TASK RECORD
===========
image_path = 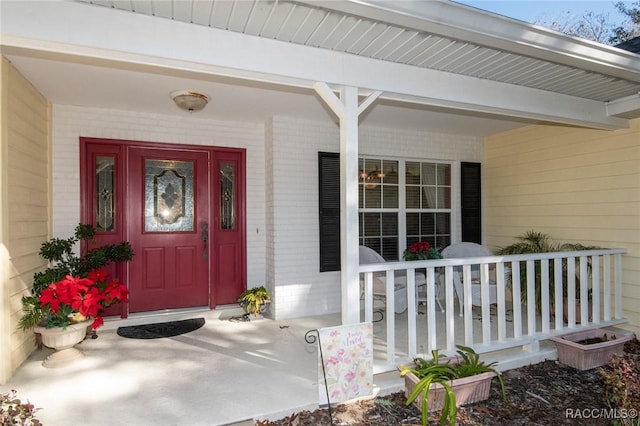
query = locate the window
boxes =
[319,153,458,270]
[359,158,399,260]
[404,161,452,251]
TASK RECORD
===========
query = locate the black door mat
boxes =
[117,318,205,339]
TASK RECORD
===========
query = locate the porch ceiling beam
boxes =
[606,93,640,118]
[0,1,631,130]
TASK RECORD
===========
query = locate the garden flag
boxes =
[316,322,373,405]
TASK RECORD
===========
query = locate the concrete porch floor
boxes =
[1,308,405,426]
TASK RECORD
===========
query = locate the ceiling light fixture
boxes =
[170,90,210,112]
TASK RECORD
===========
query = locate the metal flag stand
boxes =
[305,329,334,425]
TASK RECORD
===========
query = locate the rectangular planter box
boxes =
[550,329,633,370]
[404,370,496,412]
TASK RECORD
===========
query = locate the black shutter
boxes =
[319,152,341,271]
[461,162,482,244]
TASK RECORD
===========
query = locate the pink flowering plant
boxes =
[402,241,442,261]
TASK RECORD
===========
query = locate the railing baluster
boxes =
[541,259,550,334]
[385,270,395,362]
[462,264,473,346]
[603,254,611,321]
[444,265,456,352]
[496,262,506,342]
[526,260,536,336]
[567,258,576,328]
[364,272,373,322]
[511,261,522,340]
[580,256,589,325]
[615,254,622,318]
[591,256,600,324]
[426,268,437,354]
[406,268,417,359]
[554,258,563,331]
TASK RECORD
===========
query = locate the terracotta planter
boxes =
[34,320,92,368]
[404,370,496,412]
[550,329,633,370]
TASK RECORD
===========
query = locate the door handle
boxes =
[201,222,209,258]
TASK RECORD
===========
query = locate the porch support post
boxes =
[313,83,382,324]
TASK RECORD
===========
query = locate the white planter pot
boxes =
[34,320,92,368]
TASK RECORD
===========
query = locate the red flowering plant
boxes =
[20,269,128,330]
[402,241,442,261]
[17,224,133,332]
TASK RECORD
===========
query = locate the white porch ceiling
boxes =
[2,0,640,135]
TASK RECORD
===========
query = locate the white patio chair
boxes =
[359,245,430,314]
[440,242,499,316]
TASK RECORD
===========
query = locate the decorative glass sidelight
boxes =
[145,159,194,232]
[95,156,115,232]
[220,162,235,230]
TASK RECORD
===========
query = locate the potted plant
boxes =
[17,224,133,367]
[496,230,599,315]
[399,345,506,426]
[550,329,634,370]
[403,241,442,261]
[237,286,271,320]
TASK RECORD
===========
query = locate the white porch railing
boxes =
[359,249,628,373]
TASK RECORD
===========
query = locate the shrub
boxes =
[600,351,640,426]
[0,390,41,426]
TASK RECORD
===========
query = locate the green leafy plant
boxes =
[19,224,134,330]
[0,389,41,425]
[496,230,599,313]
[399,345,506,426]
[237,286,271,316]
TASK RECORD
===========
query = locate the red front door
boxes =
[127,147,210,313]
[81,138,246,316]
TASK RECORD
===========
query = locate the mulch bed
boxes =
[259,338,640,426]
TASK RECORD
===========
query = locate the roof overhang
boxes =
[1,0,639,131]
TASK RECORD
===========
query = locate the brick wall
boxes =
[51,105,266,289]
[51,107,484,320]
[269,116,484,319]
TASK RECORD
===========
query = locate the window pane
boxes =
[406,213,419,235]
[381,213,397,235]
[436,212,451,234]
[442,187,451,208]
[406,162,420,185]
[406,186,420,208]
[364,186,381,208]
[438,164,451,185]
[382,186,398,208]
[220,162,236,229]
[382,160,398,184]
[422,163,436,185]
[421,213,435,235]
[363,213,380,235]
[381,238,398,261]
[422,187,437,209]
[95,156,115,232]
[144,159,194,232]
